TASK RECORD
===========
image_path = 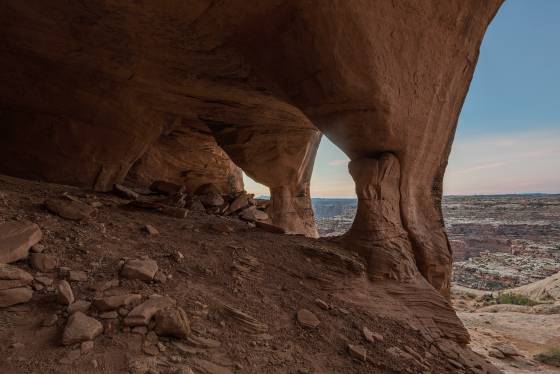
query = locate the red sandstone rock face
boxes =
[128,122,243,194]
[0,1,504,297]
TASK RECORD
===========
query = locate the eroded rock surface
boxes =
[0,1,505,364]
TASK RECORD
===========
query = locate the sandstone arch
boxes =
[0,0,504,301]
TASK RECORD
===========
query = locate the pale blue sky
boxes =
[246,0,560,197]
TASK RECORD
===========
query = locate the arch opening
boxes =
[310,136,357,237]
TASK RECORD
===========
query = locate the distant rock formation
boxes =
[0,1,503,297]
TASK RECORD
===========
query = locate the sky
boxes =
[245,0,560,197]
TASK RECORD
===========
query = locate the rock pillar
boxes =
[344,153,417,281]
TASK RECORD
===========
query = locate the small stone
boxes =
[144,224,159,236]
[31,243,45,253]
[315,298,330,310]
[62,312,103,345]
[296,309,320,328]
[113,184,139,200]
[0,287,33,308]
[99,311,119,319]
[30,253,58,272]
[154,307,191,338]
[132,326,148,335]
[121,258,158,281]
[68,270,88,282]
[57,280,75,305]
[118,307,129,316]
[0,221,43,263]
[363,326,384,343]
[68,300,92,314]
[90,201,103,208]
[348,344,367,361]
[124,295,176,326]
[142,343,160,356]
[81,340,94,354]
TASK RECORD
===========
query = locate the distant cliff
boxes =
[312,198,357,219]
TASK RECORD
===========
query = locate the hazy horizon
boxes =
[245,0,560,198]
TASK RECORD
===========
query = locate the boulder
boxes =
[44,198,95,221]
[62,312,103,345]
[121,258,158,281]
[0,287,33,308]
[0,263,33,290]
[239,206,269,222]
[199,192,225,208]
[153,307,191,338]
[124,295,175,326]
[0,221,42,263]
[225,193,250,215]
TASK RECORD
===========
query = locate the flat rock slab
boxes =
[121,258,158,281]
[93,293,142,311]
[0,221,42,263]
[0,263,33,290]
[124,295,175,326]
[62,311,103,345]
[44,198,96,221]
[0,287,33,308]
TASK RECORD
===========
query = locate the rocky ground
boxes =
[452,285,560,374]
[0,175,499,374]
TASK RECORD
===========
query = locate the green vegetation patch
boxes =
[535,348,560,367]
[496,292,540,306]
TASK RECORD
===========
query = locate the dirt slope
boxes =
[0,175,498,374]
